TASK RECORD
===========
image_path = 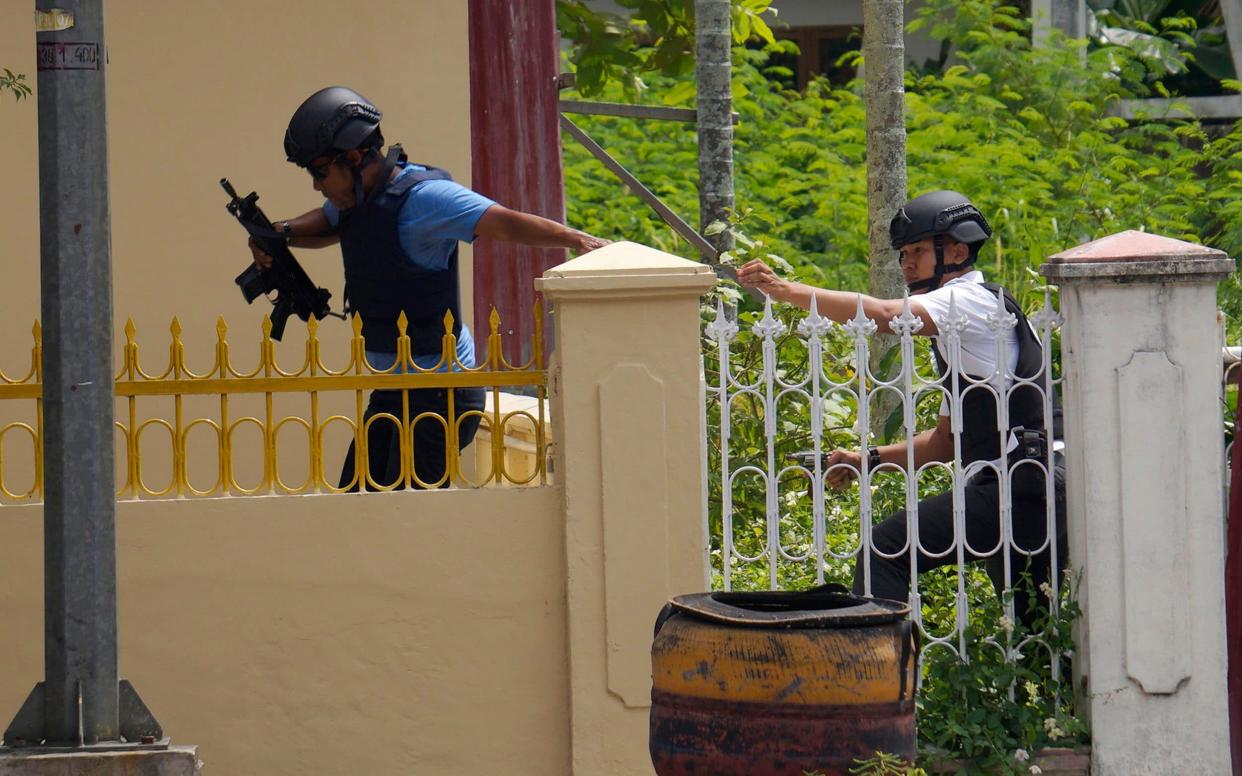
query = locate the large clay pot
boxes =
[650,589,916,776]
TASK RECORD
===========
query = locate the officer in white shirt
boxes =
[737,191,1065,626]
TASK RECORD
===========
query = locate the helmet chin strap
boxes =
[347,147,376,213]
[905,234,975,293]
[340,146,387,217]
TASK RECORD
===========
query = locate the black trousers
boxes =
[852,457,1067,628]
[338,386,485,491]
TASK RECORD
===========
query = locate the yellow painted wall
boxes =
[0,0,481,492]
[0,486,571,776]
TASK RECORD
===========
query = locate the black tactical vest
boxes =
[931,283,1063,465]
[338,164,462,354]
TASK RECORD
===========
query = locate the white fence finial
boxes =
[797,294,833,339]
[1029,288,1063,333]
[985,285,1017,334]
[939,291,968,340]
[843,294,877,340]
[888,291,924,337]
[705,297,739,344]
[752,295,786,340]
[988,286,1017,391]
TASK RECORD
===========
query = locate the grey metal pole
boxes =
[694,0,735,255]
[35,0,118,744]
[4,2,163,753]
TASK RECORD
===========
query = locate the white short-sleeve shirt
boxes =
[914,270,1019,418]
[914,271,1060,468]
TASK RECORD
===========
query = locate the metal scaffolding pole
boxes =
[3,0,161,751]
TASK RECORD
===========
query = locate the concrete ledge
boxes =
[926,746,1089,774]
[1114,94,1242,121]
[536,241,717,300]
[1041,257,1235,282]
[0,746,201,775]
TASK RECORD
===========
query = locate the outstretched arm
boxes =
[736,259,938,336]
[475,205,609,256]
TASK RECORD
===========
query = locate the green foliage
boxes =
[848,752,927,775]
[562,0,1242,333]
[801,751,928,776]
[0,68,31,102]
[557,0,777,97]
[917,577,1089,774]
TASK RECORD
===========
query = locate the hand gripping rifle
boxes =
[221,178,341,341]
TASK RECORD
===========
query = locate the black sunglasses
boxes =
[307,153,345,181]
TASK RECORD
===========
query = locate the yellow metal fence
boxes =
[0,307,548,502]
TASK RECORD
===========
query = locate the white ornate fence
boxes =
[703,288,1064,670]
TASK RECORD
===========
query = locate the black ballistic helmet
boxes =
[889,190,992,292]
[284,86,383,167]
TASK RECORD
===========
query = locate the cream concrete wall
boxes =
[0,0,477,491]
[539,242,715,774]
[0,486,570,776]
[0,241,721,775]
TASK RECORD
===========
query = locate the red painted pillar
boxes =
[1230,370,1242,774]
[467,0,564,367]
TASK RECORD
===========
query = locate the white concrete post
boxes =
[1042,231,1235,776]
[1031,0,1086,46]
[537,242,716,775]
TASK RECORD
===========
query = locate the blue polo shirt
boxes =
[324,164,496,371]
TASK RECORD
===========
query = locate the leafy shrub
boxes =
[916,577,1088,775]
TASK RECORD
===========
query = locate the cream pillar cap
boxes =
[536,241,717,300]
[1042,230,1234,282]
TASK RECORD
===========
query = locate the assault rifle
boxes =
[221,178,338,341]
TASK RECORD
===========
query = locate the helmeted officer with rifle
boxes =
[737,191,1066,627]
[234,86,608,491]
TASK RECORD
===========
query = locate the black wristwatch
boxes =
[867,447,882,470]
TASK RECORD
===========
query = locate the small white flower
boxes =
[1013,748,1030,762]
[1029,766,1043,775]
[999,615,1014,634]
[1040,581,1054,598]
[1043,716,1065,740]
